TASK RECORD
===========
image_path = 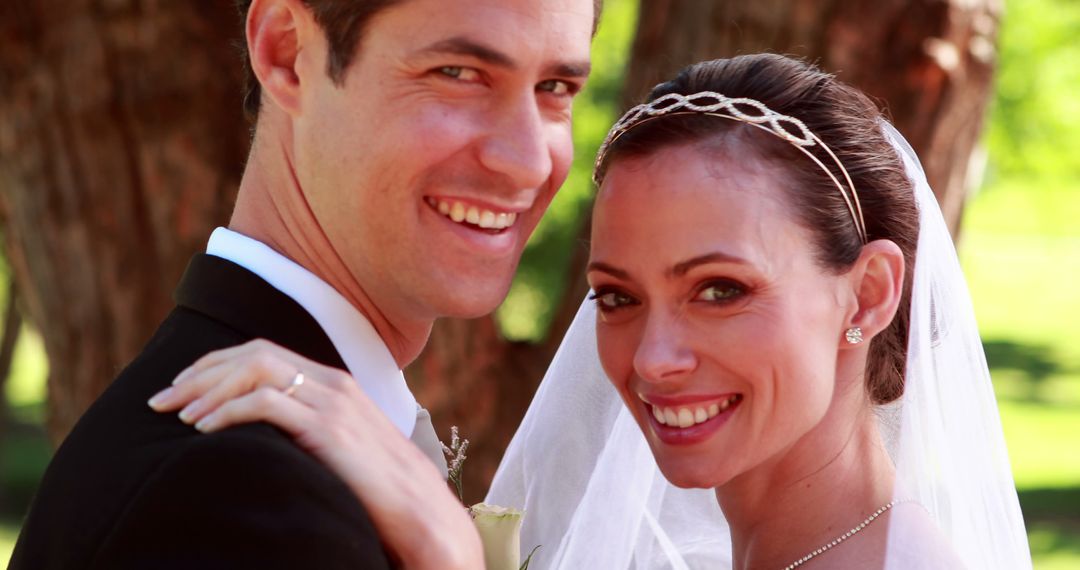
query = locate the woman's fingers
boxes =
[149,358,254,412]
[194,386,317,435]
[149,339,329,412]
[180,363,291,423]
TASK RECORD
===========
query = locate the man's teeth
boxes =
[429,198,517,230]
[650,395,741,428]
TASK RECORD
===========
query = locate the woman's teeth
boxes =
[649,395,741,428]
[427,197,518,230]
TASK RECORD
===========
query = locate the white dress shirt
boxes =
[206,227,418,437]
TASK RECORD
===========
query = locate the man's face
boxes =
[292,0,593,324]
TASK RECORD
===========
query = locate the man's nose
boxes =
[633,311,698,385]
[476,94,553,191]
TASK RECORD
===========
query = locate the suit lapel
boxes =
[174,254,347,371]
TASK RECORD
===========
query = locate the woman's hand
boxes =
[148,339,483,570]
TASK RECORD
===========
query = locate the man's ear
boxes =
[844,239,905,346]
[246,0,315,117]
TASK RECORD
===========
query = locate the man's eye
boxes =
[696,281,745,303]
[439,66,481,82]
[537,79,575,95]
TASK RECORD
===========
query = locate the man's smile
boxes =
[424,196,522,233]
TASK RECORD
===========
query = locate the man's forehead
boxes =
[376,0,595,58]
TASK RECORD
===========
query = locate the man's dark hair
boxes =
[236,0,604,122]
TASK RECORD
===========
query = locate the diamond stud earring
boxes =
[845,327,864,344]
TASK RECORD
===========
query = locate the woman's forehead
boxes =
[590,148,810,271]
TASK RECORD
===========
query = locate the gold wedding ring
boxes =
[283,372,305,398]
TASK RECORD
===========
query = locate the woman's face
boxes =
[588,144,853,489]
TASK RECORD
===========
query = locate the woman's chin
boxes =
[655,458,732,490]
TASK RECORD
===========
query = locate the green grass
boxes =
[959,175,1080,569]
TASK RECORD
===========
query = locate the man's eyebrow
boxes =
[586,261,631,280]
[415,36,591,79]
[414,37,517,69]
[548,61,591,79]
[669,252,749,278]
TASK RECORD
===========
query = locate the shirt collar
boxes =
[206,227,418,437]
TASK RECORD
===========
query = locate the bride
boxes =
[150,54,1031,568]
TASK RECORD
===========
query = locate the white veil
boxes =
[486,122,1031,569]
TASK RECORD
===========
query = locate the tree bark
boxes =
[625,0,1001,233]
[0,1,247,442]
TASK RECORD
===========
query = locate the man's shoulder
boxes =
[88,425,390,568]
[12,306,386,569]
[14,413,389,569]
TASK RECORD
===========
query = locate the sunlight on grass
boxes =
[998,401,1080,489]
[1,523,18,566]
[4,326,47,410]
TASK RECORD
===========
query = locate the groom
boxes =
[10,0,596,567]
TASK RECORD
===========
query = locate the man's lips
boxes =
[424,196,520,232]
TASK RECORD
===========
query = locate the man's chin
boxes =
[432,284,514,320]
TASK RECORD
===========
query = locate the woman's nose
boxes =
[632,312,697,385]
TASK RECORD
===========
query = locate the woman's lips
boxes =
[639,393,743,445]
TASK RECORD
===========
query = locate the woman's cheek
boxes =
[597,322,638,391]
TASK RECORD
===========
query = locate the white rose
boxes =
[469,502,524,570]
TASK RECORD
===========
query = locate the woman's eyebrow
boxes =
[586,261,631,280]
[669,251,748,278]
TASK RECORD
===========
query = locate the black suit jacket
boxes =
[10,255,395,569]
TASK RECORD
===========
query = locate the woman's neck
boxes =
[716,395,896,570]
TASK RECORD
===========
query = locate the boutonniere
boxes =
[442,426,539,570]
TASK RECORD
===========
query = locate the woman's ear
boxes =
[844,239,905,347]
[246,0,315,117]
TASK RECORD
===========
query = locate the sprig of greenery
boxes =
[440,426,469,502]
[519,545,541,570]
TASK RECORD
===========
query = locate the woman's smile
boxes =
[638,392,744,445]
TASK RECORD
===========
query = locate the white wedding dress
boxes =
[486,123,1032,569]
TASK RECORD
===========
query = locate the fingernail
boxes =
[148,388,174,409]
[194,417,211,432]
[178,400,204,424]
[172,368,193,385]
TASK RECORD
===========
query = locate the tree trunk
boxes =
[0,1,247,442]
[625,0,1001,234]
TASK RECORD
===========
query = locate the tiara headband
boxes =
[593,91,868,245]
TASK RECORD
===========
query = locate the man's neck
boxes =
[228,124,433,368]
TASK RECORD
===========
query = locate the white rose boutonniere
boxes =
[442,427,539,570]
[470,503,525,570]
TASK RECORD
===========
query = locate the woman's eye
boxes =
[438,66,481,82]
[589,290,638,311]
[696,281,745,303]
[537,79,575,96]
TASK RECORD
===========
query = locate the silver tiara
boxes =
[593,91,868,244]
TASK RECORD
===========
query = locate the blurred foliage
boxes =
[982,0,1080,181]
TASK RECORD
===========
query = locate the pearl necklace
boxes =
[783,499,915,569]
